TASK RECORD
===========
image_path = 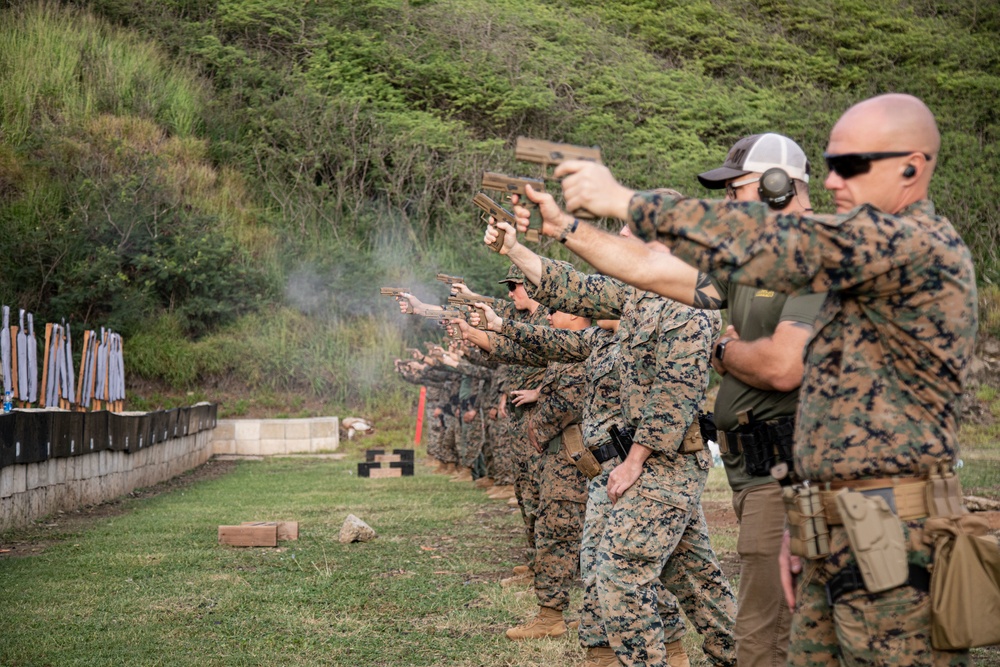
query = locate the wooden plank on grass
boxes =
[368,467,402,479]
[218,524,277,547]
[374,454,402,463]
[241,521,299,541]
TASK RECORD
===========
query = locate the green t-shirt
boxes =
[711,279,825,491]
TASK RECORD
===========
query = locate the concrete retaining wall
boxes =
[211,418,339,456]
[0,429,215,533]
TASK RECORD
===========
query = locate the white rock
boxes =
[339,514,377,544]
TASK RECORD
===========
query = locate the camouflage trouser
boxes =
[731,482,790,667]
[488,411,518,486]
[788,519,969,667]
[459,409,486,471]
[533,444,588,611]
[580,459,685,649]
[597,450,737,667]
[513,434,542,571]
[426,412,445,462]
[439,412,459,464]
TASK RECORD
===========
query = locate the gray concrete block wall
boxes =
[211,417,339,456]
[0,428,215,533]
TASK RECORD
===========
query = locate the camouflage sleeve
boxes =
[634,306,718,455]
[532,256,626,319]
[485,331,551,368]
[491,297,518,320]
[501,320,596,363]
[529,362,586,445]
[464,347,499,370]
[627,193,962,298]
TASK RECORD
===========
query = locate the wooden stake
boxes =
[9,325,18,400]
[39,324,52,407]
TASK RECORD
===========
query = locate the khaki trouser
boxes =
[732,483,791,667]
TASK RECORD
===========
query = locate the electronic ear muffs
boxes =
[758,168,796,210]
[903,165,916,178]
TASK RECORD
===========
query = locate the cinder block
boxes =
[260,421,284,440]
[284,420,310,440]
[234,438,260,456]
[213,439,236,455]
[234,420,261,441]
[258,439,287,456]
[11,465,27,495]
[310,436,339,452]
[310,418,338,439]
[0,466,14,499]
[213,421,235,440]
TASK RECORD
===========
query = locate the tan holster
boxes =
[562,424,601,479]
[680,420,705,454]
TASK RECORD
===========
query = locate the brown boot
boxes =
[488,484,515,499]
[582,646,619,667]
[500,572,534,588]
[665,640,690,667]
[474,477,494,489]
[512,564,532,576]
[449,466,473,482]
[441,462,457,474]
[505,606,567,640]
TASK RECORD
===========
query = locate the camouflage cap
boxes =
[498,264,525,285]
[698,133,810,189]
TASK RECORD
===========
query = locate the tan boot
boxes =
[488,484,515,499]
[507,496,520,507]
[500,572,534,588]
[449,466,473,482]
[441,462,457,474]
[665,640,690,667]
[505,606,567,640]
[512,564,532,576]
[474,476,494,489]
[582,646,619,667]
[566,619,580,630]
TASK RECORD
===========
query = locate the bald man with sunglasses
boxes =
[513,93,978,667]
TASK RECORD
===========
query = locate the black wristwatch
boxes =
[714,337,733,362]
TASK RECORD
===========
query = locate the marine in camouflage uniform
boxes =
[437,354,494,477]
[489,273,551,571]
[488,329,589,627]
[563,95,978,667]
[395,357,453,467]
[498,315,689,663]
[529,257,737,667]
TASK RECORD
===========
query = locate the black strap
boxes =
[825,563,930,605]
[591,442,619,464]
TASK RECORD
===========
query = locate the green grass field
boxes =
[1,401,997,666]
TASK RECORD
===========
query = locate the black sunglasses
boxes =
[823,151,931,179]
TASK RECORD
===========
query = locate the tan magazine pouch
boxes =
[783,484,830,559]
[562,424,601,479]
[925,513,1000,649]
[835,489,908,593]
[680,420,705,454]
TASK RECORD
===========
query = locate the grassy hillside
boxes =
[0,0,997,412]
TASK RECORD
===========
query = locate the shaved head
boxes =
[834,94,940,158]
[824,93,940,214]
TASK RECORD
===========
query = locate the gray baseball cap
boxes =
[698,133,810,189]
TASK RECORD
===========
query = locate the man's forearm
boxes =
[504,243,544,286]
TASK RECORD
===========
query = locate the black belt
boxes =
[590,442,620,464]
[825,563,930,606]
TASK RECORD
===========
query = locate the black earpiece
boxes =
[758,168,796,210]
[903,165,916,178]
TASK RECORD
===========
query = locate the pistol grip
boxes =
[488,225,505,252]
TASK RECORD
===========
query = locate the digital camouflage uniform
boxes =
[532,258,737,667]
[628,194,977,667]
[500,319,688,654]
[710,281,824,667]
[490,297,550,569]
[488,334,590,612]
[439,357,493,474]
[397,361,453,464]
